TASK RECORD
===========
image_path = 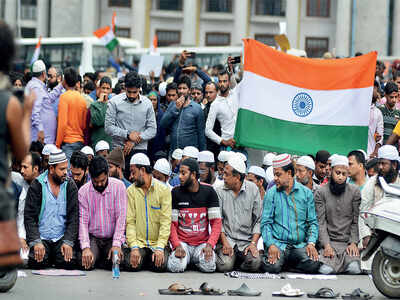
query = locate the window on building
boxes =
[156,30,181,46]
[255,0,286,16]
[206,32,230,46]
[21,0,37,20]
[0,0,5,19]
[307,0,330,17]
[305,37,329,58]
[21,27,36,38]
[157,0,182,10]
[206,0,232,12]
[115,27,131,38]
[255,34,275,46]
[108,0,131,7]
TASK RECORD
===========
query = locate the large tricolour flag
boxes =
[30,36,42,65]
[94,25,118,52]
[234,39,377,155]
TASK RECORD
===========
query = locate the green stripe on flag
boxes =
[106,38,119,52]
[234,109,368,155]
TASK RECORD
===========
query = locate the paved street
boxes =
[4,270,385,300]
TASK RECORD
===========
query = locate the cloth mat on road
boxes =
[286,274,337,280]
[224,271,285,279]
[32,269,86,276]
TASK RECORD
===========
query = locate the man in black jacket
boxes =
[24,150,79,269]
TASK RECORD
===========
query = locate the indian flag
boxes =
[234,39,377,155]
[94,26,118,52]
[30,36,42,65]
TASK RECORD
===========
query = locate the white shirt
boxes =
[11,172,28,240]
[368,104,384,157]
[205,87,239,145]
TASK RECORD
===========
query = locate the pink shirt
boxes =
[78,177,127,249]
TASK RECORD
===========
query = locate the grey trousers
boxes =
[215,244,261,273]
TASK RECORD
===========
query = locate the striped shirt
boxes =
[78,177,127,249]
[378,105,400,143]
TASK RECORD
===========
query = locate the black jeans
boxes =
[122,247,169,272]
[76,235,113,270]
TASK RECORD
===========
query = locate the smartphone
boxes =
[12,88,25,103]
[186,52,196,58]
[231,56,241,64]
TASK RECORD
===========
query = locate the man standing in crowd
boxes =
[314,150,330,185]
[379,81,400,144]
[124,153,171,272]
[216,156,261,273]
[70,151,89,190]
[167,159,221,273]
[295,155,318,194]
[246,166,267,201]
[347,150,367,190]
[26,60,65,144]
[107,147,131,188]
[166,82,178,104]
[368,81,383,158]
[78,156,127,270]
[203,82,221,158]
[24,151,78,269]
[105,71,157,178]
[315,155,361,274]
[161,75,206,152]
[55,67,87,160]
[261,154,320,274]
[191,82,204,104]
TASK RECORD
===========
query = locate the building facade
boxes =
[1,0,400,58]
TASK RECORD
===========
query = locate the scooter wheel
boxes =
[0,269,17,293]
[372,250,400,298]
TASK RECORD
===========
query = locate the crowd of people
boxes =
[2,20,400,276]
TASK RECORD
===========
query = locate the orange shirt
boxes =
[56,90,88,148]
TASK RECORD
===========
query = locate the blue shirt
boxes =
[122,178,131,188]
[261,180,318,251]
[168,174,180,187]
[39,174,68,242]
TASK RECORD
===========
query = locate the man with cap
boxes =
[215,156,262,273]
[78,156,127,270]
[95,140,110,158]
[170,148,183,177]
[314,155,361,274]
[80,146,94,164]
[314,150,330,185]
[153,158,173,190]
[359,145,400,270]
[247,166,267,201]
[198,150,220,186]
[107,147,131,188]
[24,150,79,269]
[261,154,320,274]
[169,146,199,187]
[124,153,171,272]
[26,60,66,144]
[216,151,230,181]
[70,150,90,190]
[167,158,222,273]
[41,144,58,172]
[262,153,275,171]
[347,150,367,190]
[295,155,318,194]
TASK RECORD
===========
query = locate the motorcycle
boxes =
[361,177,400,298]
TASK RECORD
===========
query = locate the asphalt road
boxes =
[4,270,385,300]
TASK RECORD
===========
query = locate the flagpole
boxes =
[17,0,21,38]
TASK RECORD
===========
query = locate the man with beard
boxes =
[261,154,320,274]
[124,153,171,272]
[215,156,261,273]
[379,82,400,144]
[78,156,127,270]
[295,155,318,194]
[367,81,383,158]
[47,67,59,90]
[160,75,206,152]
[167,159,222,273]
[24,150,79,269]
[70,151,89,190]
[107,147,131,188]
[198,150,221,187]
[314,155,361,274]
[359,145,400,271]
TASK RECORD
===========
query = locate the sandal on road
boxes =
[192,282,224,295]
[273,284,304,297]
[227,283,262,296]
[158,283,193,295]
[307,288,339,299]
[342,289,372,300]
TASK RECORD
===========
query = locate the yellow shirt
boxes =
[393,120,400,136]
[126,178,172,250]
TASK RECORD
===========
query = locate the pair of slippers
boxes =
[274,286,371,299]
[159,282,261,296]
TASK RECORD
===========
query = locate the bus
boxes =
[15,37,141,74]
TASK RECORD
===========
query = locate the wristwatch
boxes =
[308,242,315,247]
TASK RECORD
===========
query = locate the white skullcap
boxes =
[265,166,274,184]
[80,146,94,156]
[171,148,183,160]
[42,144,58,156]
[95,140,110,153]
[198,151,214,163]
[235,152,247,162]
[330,155,349,168]
[227,156,246,174]
[182,146,199,159]
[263,153,276,166]
[130,153,150,166]
[328,154,339,162]
[378,145,399,161]
[296,155,315,171]
[154,158,171,176]
[217,151,230,163]
[32,60,46,73]
[248,166,266,179]
[158,81,167,97]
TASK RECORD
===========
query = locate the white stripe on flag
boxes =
[100,30,115,45]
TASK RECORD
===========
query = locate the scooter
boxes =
[361,177,400,299]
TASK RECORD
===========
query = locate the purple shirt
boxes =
[78,177,127,249]
[26,77,64,143]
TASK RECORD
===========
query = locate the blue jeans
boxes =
[62,142,84,161]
